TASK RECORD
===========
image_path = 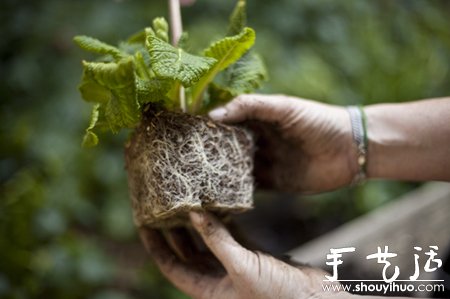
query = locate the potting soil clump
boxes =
[125,110,254,227]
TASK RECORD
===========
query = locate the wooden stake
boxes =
[168,0,186,112]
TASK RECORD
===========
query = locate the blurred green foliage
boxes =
[1,0,450,298]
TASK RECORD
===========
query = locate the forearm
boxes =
[365,97,450,181]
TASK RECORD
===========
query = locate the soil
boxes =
[125,109,254,227]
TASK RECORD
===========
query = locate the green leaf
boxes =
[190,27,255,112]
[204,27,255,71]
[153,17,169,42]
[204,53,267,112]
[223,52,267,93]
[203,83,234,112]
[82,104,100,148]
[82,58,134,90]
[104,93,139,133]
[79,71,112,104]
[146,35,216,87]
[133,51,152,80]
[227,0,247,36]
[82,131,99,148]
[82,57,140,132]
[136,77,173,105]
[118,42,145,57]
[177,32,190,50]
[74,35,124,61]
[127,29,146,44]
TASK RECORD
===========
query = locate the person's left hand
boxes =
[139,211,345,299]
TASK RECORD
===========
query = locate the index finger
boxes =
[189,211,256,277]
[208,94,295,124]
[139,227,218,298]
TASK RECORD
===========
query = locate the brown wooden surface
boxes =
[288,182,450,297]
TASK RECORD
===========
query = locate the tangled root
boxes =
[125,110,254,227]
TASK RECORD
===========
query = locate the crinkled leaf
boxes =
[82,58,134,89]
[190,27,255,112]
[153,17,169,42]
[104,92,139,133]
[136,77,173,105]
[78,71,111,104]
[203,83,234,112]
[146,35,216,87]
[204,53,267,112]
[134,51,152,80]
[82,58,140,132]
[227,0,247,36]
[74,35,124,60]
[223,52,267,93]
[204,27,255,71]
[153,17,168,33]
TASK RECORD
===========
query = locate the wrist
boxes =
[364,103,409,179]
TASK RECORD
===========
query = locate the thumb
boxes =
[189,211,253,276]
[208,94,292,124]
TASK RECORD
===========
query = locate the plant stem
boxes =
[168,0,186,112]
[169,0,182,45]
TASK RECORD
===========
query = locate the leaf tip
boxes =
[82,131,99,148]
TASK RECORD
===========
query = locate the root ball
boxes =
[125,110,254,227]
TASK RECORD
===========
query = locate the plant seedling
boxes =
[74,0,267,227]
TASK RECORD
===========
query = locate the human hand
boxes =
[208,94,357,193]
[139,211,344,299]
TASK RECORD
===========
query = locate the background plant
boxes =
[2,0,450,298]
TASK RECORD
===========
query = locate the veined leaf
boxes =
[75,0,267,147]
[79,71,111,104]
[104,92,139,132]
[204,53,267,112]
[74,35,124,61]
[82,58,140,132]
[224,52,267,93]
[203,83,234,112]
[82,58,134,89]
[227,0,247,36]
[136,77,173,105]
[190,27,255,113]
[204,27,255,71]
[146,35,216,87]
[133,51,151,80]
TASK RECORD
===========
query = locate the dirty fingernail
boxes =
[208,107,227,120]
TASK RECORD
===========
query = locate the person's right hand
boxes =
[139,211,344,299]
[208,94,357,193]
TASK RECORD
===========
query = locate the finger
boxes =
[208,94,293,124]
[162,227,196,262]
[139,227,217,298]
[189,211,253,276]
